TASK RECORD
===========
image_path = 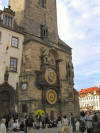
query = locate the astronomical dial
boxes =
[46,89,57,104]
[45,68,56,85]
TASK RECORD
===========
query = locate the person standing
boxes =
[75,119,80,132]
[62,115,69,133]
[24,115,28,133]
[92,112,98,128]
[68,113,75,133]
[80,112,86,133]
[85,111,93,133]
[36,112,41,128]
[26,114,34,133]
[0,119,7,133]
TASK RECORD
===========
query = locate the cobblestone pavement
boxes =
[8,128,59,133]
[7,128,81,133]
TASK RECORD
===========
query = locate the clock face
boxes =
[21,83,27,90]
[45,68,56,85]
[46,89,57,105]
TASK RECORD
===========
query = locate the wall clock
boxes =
[21,82,28,90]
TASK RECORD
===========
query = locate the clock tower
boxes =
[10,0,79,118]
[10,0,58,43]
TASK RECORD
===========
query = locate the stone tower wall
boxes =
[10,0,58,43]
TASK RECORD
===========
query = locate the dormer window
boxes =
[4,15,13,28]
[39,0,46,8]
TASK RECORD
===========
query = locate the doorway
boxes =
[50,110,54,121]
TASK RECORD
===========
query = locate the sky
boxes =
[0,0,100,91]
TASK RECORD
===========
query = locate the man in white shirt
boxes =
[0,119,6,133]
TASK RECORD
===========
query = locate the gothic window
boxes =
[41,24,48,39]
[39,0,46,8]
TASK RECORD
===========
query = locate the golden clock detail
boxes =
[46,89,57,104]
[45,68,56,85]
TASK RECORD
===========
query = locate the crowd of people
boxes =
[0,111,100,133]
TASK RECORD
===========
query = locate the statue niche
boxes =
[41,47,56,66]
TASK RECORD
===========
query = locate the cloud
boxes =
[0,0,8,9]
[0,0,3,10]
[57,0,100,90]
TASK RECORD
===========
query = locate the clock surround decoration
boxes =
[46,89,57,105]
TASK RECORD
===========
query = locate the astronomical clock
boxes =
[46,89,57,105]
[45,68,57,85]
[36,48,60,106]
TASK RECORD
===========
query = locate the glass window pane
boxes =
[10,58,17,72]
[11,37,18,48]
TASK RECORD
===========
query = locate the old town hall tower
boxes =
[10,0,58,43]
[10,0,79,119]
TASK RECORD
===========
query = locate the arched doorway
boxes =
[50,110,54,121]
[0,83,16,118]
[0,91,10,116]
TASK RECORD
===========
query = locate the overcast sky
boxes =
[0,0,100,91]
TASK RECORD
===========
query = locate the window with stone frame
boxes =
[10,57,18,72]
[39,0,46,8]
[11,36,19,48]
[4,15,13,28]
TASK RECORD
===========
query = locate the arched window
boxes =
[41,24,48,40]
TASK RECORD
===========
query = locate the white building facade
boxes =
[0,7,24,90]
[79,87,100,111]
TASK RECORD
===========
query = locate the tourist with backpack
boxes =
[26,114,34,133]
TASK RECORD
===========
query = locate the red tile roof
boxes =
[79,86,100,95]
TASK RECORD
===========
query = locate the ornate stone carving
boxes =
[41,47,50,57]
